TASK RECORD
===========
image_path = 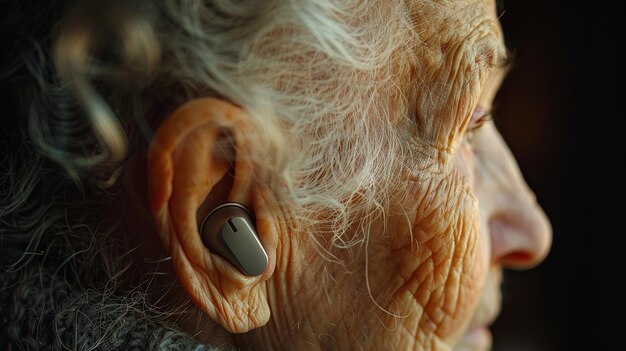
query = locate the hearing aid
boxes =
[199,203,268,276]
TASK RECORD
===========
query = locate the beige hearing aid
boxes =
[199,203,268,276]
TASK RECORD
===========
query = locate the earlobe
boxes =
[147,98,274,333]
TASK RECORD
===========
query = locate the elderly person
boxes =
[0,0,551,350]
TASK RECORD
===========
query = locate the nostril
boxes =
[489,208,552,270]
[501,252,533,267]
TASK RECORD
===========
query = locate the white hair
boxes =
[2,3,430,316]
[0,2,435,346]
[47,0,421,263]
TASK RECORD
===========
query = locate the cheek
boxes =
[456,140,490,268]
[391,165,489,344]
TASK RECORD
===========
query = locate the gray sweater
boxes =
[1,267,224,350]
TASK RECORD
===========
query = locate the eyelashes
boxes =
[465,103,498,144]
[468,105,494,132]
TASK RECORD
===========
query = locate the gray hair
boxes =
[1,0,420,333]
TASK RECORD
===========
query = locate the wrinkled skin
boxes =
[235,1,551,350]
[141,0,552,350]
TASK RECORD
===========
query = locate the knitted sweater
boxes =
[0,268,223,350]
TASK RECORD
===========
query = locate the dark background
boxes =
[493,1,625,350]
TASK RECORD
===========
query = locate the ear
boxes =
[147,98,278,333]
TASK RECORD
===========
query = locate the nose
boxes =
[489,189,552,269]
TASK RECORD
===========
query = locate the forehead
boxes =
[403,0,506,67]
[390,0,507,148]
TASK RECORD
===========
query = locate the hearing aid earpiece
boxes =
[199,203,268,276]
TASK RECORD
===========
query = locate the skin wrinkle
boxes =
[371,168,480,347]
[386,160,482,344]
[406,1,504,154]
[250,195,357,345]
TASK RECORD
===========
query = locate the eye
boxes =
[469,105,493,131]
[465,104,494,144]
